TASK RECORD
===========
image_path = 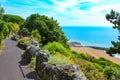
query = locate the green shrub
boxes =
[48,55,68,65]
[71,51,88,59]
[48,52,74,65]
[18,37,30,45]
[43,42,71,56]
[94,58,120,69]
[31,29,41,42]
[73,58,105,80]
[104,66,120,80]
[93,63,103,72]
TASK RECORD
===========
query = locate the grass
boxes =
[48,52,74,65]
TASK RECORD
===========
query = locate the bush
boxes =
[73,58,105,80]
[94,58,120,69]
[104,66,120,80]
[30,29,41,42]
[93,63,103,72]
[43,42,71,56]
[18,37,30,45]
[48,52,74,65]
[71,51,88,59]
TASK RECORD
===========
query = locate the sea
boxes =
[62,26,120,58]
[62,26,118,48]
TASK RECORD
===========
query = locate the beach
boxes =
[71,46,120,65]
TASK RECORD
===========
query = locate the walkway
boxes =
[0,39,36,80]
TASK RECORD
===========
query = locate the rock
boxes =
[21,46,37,64]
[35,50,50,72]
[35,50,87,80]
[17,42,27,50]
[54,64,86,80]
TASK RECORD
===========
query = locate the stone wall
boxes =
[17,42,27,50]
[35,50,87,80]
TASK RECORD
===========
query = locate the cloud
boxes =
[1,0,120,26]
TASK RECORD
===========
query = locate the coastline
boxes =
[69,42,120,65]
[69,42,108,50]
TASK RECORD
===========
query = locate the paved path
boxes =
[0,39,36,80]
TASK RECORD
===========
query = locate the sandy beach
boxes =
[71,46,120,65]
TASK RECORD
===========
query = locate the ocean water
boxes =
[62,26,118,48]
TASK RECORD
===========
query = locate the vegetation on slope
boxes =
[24,14,69,48]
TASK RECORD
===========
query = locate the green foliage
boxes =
[43,42,71,56]
[2,24,9,38]
[0,6,4,19]
[48,52,74,65]
[0,20,9,38]
[0,32,4,45]
[48,55,68,65]
[71,51,89,59]
[18,37,30,45]
[0,6,4,15]
[73,58,105,80]
[107,41,120,55]
[6,22,14,32]
[3,14,24,25]
[93,63,103,72]
[104,66,120,80]
[31,29,41,42]
[72,51,120,80]
[106,10,120,55]
[93,58,120,69]
[25,14,69,48]
[19,28,30,36]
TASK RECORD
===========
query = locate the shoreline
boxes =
[71,46,120,65]
[69,41,120,65]
[69,42,108,50]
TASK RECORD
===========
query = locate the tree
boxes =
[0,5,5,19]
[0,5,4,14]
[19,28,30,37]
[25,14,69,48]
[0,20,9,38]
[3,14,24,25]
[106,10,120,55]
[13,23,20,32]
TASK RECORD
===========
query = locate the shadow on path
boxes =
[19,59,27,66]
[19,64,26,78]
[26,71,37,80]
[19,57,37,80]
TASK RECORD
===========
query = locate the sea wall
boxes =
[35,50,87,80]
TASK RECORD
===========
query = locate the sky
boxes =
[1,0,120,26]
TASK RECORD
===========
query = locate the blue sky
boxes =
[1,0,120,26]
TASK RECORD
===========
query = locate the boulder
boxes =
[35,50,87,80]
